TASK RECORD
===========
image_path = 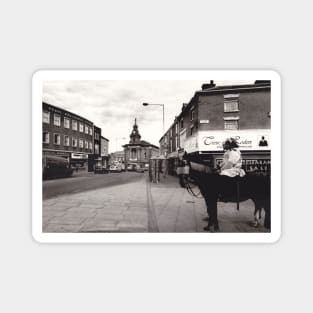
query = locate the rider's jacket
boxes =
[220,148,246,178]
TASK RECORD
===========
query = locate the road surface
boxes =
[43,171,145,199]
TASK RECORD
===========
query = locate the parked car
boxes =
[135,165,144,173]
[94,165,110,174]
[110,164,122,173]
[43,155,74,179]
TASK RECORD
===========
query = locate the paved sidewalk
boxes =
[43,173,268,233]
[149,175,268,233]
[43,175,149,233]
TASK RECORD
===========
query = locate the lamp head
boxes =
[142,102,149,106]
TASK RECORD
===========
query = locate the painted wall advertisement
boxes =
[198,130,271,151]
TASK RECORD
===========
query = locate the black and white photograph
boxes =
[33,70,281,243]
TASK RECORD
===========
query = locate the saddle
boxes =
[218,176,242,210]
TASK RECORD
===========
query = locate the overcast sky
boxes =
[43,80,252,152]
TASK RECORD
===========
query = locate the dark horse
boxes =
[180,160,271,232]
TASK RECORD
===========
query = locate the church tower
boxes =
[129,118,141,144]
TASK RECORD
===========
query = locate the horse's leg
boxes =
[264,200,271,230]
[203,194,219,232]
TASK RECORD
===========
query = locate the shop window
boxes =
[54,114,61,126]
[43,111,50,124]
[54,134,61,145]
[43,131,49,143]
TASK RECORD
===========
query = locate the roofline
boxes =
[101,136,109,141]
[43,102,94,125]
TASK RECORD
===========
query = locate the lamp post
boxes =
[142,102,165,133]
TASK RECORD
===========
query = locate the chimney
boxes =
[201,80,216,90]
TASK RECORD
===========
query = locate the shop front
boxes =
[184,130,271,176]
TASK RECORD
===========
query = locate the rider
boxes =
[219,137,245,178]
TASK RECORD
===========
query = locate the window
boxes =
[175,136,178,150]
[54,134,61,145]
[72,120,77,131]
[144,152,147,160]
[43,131,49,143]
[175,123,178,133]
[64,118,70,128]
[94,143,99,154]
[224,94,239,112]
[190,126,194,136]
[131,148,136,159]
[191,110,195,121]
[89,142,93,151]
[180,119,184,129]
[224,100,239,112]
[79,139,84,148]
[54,114,61,126]
[89,128,93,136]
[79,123,84,132]
[85,125,89,134]
[85,140,88,149]
[72,138,77,147]
[224,120,239,130]
[43,111,50,124]
[95,133,99,140]
[64,135,70,146]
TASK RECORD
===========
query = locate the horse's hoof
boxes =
[249,221,259,228]
[203,225,211,231]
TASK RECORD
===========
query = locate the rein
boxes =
[185,177,203,198]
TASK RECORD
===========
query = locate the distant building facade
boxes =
[101,136,110,168]
[123,119,159,169]
[42,102,94,170]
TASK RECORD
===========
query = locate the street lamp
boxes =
[142,102,165,133]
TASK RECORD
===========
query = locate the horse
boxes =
[179,159,271,232]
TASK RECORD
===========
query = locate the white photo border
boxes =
[32,70,281,243]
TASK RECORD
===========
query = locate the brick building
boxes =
[42,102,94,170]
[123,119,159,170]
[160,81,271,175]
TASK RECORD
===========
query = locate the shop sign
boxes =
[216,158,271,175]
[198,130,271,151]
[71,153,88,159]
[184,136,198,153]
